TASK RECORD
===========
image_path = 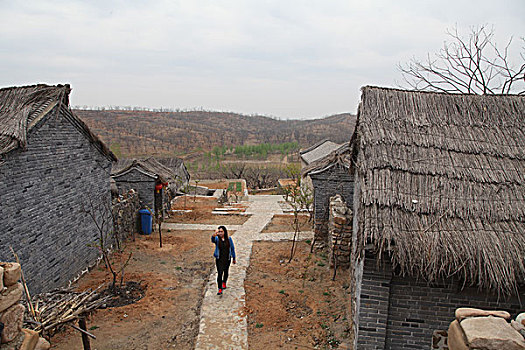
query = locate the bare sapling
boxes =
[282,165,313,263]
[83,194,132,292]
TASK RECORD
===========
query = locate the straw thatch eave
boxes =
[0,84,116,162]
[111,157,180,185]
[156,157,191,183]
[300,139,341,165]
[358,204,525,293]
[301,142,353,177]
[354,86,525,294]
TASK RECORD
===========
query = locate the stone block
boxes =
[0,332,24,350]
[0,284,23,313]
[20,329,39,350]
[34,338,50,350]
[461,316,525,350]
[0,267,3,291]
[333,216,346,225]
[0,304,25,343]
[517,313,525,327]
[0,264,20,287]
[511,320,525,338]
[448,320,469,350]
[455,307,511,321]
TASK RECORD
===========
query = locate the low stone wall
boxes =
[0,262,49,349]
[112,190,140,245]
[328,195,352,268]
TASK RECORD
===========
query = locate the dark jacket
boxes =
[211,236,236,260]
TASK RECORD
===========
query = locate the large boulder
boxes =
[460,316,525,350]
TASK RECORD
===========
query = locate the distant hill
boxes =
[75,109,356,158]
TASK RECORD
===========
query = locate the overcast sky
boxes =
[1,1,524,119]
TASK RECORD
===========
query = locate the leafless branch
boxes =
[399,25,525,95]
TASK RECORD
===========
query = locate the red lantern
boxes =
[155,183,163,193]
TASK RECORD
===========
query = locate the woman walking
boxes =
[211,225,236,295]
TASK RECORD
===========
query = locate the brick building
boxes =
[0,84,116,294]
[112,157,188,217]
[301,142,354,245]
[350,87,525,349]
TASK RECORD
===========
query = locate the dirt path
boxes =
[195,195,294,349]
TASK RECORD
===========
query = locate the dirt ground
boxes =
[49,196,352,349]
[262,214,312,233]
[245,241,353,349]
[167,195,249,225]
[50,228,213,350]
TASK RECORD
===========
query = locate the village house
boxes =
[300,139,341,173]
[301,142,354,246]
[0,84,117,294]
[111,157,188,218]
[349,86,525,349]
[157,156,191,192]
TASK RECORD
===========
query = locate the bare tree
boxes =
[83,195,132,292]
[219,162,247,179]
[399,25,525,95]
[281,166,313,263]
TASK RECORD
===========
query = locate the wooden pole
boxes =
[10,247,37,322]
[158,222,162,248]
[78,317,92,350]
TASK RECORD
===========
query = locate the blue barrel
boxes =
[139,209,152,235]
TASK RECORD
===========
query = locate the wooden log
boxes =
[78,318,92,350]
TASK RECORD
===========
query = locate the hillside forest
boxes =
[77,109,356,187]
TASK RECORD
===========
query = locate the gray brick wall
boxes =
[0,109,113,294]
[311,164,354,243]
[112,169,156,210]
[356,253,525,349]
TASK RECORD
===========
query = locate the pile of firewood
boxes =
[27,284,112,335]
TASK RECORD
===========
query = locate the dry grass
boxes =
[356,87,525,294]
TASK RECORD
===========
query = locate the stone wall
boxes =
[327,195,352,269]
[310,164,354,246]
[112,168,156,211]
[111,190,140,246]
[0,262,50,349]
[356,253,525,350]
[0,110,113,294]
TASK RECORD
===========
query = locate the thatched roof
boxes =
[156,157,190,183]
[300,140,341,165]
[112,157,182,185]
[0,84,115,161]
[301,142,353,177]
[354,86,525,294]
